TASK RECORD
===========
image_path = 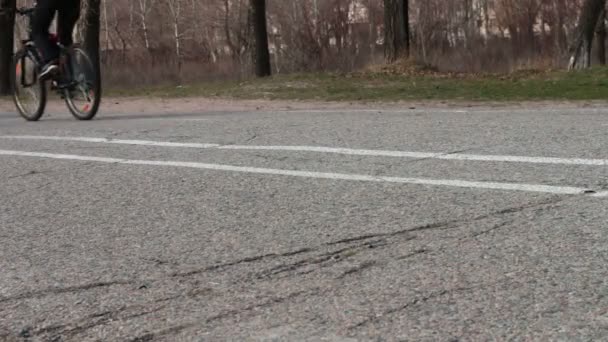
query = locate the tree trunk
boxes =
[369,3,376,58]
[597,9,606,65]
[82,0,102,101]
[166,0,182,74]
[251,0,271,77]
[384,0,409,62]
[102,0,109,52]
[403,0,410,57]
[138,0,151,51]
[173,16,181,72]
[483,0,490,40]
[569,0,606,69]
[0,0,16,95]
[555,0,568,53]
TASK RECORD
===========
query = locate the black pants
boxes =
[32,0,81,63]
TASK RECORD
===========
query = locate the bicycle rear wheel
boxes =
[12,49,47,121]
[63,47,101,121]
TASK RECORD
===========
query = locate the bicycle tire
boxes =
[11,48,47,121]
[63,47,101,121]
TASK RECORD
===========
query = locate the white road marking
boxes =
[591,191,608,198]
[0,149,595,196]
[0,136,220,149]
[2,135,608,166]
[112,117,210,122]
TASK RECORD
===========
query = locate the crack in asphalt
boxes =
[0,281,133,304]
[254,239,390,280]
[399,147,478,165]
[334,195,564,244]
[0,196,571,342]
[396,248,431,260]
[0,196,564,308]
[225,197,565,286]
[170,247,313,278]
[36,305,166,339]
[126,289,319,342]
[6,170,44,180]
[151,197,565,289]
[469,220,514,239]
[127,324,191,342]
[337,261,379,279]
[346,274,525,331]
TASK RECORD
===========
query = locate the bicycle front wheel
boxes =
[12,49,47,121]
[64,47,101,120]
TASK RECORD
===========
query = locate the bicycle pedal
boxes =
[56,83,72,90]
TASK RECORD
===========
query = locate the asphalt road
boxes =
[1,102,608,341]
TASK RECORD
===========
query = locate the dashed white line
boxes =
[0,149,595,196]
[2,135,608,166]
[591,191,608,198]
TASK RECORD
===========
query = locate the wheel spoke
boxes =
[64,49,99,120]
[26,88,38,103]
[13,52,46,121]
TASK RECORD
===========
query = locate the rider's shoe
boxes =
[38,61,59,81]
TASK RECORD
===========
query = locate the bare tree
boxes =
[569,0,606,69]
[251,0,271,76]
[137,0,155,51]
[384,0,409,62]
[596,7,606,65]
[495,0,542,54]
[0,0,16,95]
[165,0,185,72]
[553,0,568,54]
[42,0,607,85]
[83,0,102,80]
[403,0,409,56]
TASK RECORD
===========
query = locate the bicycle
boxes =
[11,7,101,121]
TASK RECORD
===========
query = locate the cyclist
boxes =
[32,0,81,80]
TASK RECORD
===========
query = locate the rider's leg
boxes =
[56,0,81,48]
[32,0,60,79]
[55,0,81,87]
